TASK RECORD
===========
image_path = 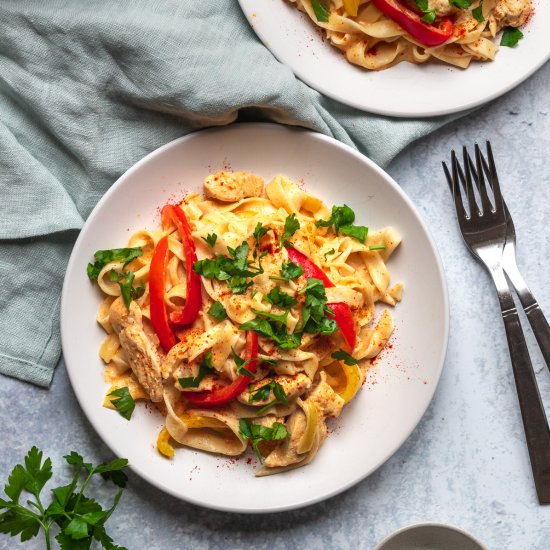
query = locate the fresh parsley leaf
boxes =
[179,352,214,388]
[208,301,227,320]
[281,261,304,280]
[421,10,437,23]
[87,247,142,281]
[472,1,484,22]
[118,272,145,310]
[107,387,135,421]
[239,316,302,350]
[279,214,300,248]
[297,278,338,336]
[332,349,358,366]
[416,0,429,9]
[232,349,256,378]
[0,447,128,549]
[311,0,329,22]
[340,224,368,243]
[264,286,298,309]
[228,276,253,295]
[201,233,217,248]
[251,380,289,415]
[450,0,472,7]
[252,308,289,325]
[316,204,355,233]
[252,223,271,250]
[500,26,523,47]
[238,420,289,460]
[324,249,336,262]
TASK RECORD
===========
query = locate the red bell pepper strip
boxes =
[287,247,334,288]
[149,235,178,353]
[372,0,453,47]
[287,246,356,352]
[327,302,357,352]
[160,204,202,326]
[183,331,259,408]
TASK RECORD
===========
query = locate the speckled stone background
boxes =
[2,62,549,550]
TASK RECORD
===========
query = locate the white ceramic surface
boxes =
[60,123,449,513]
[238,0,550,117]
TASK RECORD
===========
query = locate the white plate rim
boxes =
[61,122,450,513]
[238,0,550,117]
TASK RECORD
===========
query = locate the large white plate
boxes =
[61,123,449,513]
[238,0,549,117]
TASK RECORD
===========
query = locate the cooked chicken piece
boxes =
[109,298,163,402]
[494,0,531,27]
[237,374,312,406]
[203,171,263,202]
[308,378,345,419]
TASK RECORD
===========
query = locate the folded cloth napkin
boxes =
[0,0,458,387]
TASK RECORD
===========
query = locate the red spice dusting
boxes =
[246,458,252,465]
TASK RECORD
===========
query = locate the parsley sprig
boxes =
[87,248,142,281]
[249,380,289,415]
[279,214,300,249]
[316,205,369,244]
[107,387,136,420]
[332,349,358,366]
[297,278,338,336]
[108,270,145,310]
[0,447,128,550]
[193,241,263,295]
[238,420,289,460]
[269,261,304,282]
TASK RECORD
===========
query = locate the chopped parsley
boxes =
[178,352,214,388]
[208,301,228,320]
[249,380,289,415]
[500,27,523,47]
[332,349,358,366]
[239,316,302,350]
[324,248,336,262]
[416,0,437,23]
[232,349,256,378]
[264,286,298,309]
[193,240,263,295]
[311,0,329,22]
[108,386,136,420]
[239,419,289,460]
[472,1,484,22]
[269,261,304,282]
[202,233,217,248]
[369,245,387,251]
[87,247,142,281]
[108,270,145,309]
[252,222,271,250]
[297,278,338,336]
[279,214,300,248]
[450,0,472,7]
[316,204,369,243]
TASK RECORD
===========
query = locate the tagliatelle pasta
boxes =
[289,0,532,70]
[89,171,403,475]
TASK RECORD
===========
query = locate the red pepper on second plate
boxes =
[149,235,178,353]
[372,0,453,47]
[287,246,356,352]
[161,204,202,326]
[183,331,259,408]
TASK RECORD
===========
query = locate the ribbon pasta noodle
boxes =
[288,0,531,70]
[91,170,403,475]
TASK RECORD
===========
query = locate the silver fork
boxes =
[474,144,550,374]
[443,144,550,505]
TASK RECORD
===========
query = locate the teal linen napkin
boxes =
[0,0,457,387]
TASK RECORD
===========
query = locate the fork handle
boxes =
[503,254,550,375]
[490,266,550,504]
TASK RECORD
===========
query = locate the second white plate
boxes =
[238,0,549,117]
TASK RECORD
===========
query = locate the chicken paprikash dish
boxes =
[287,0,532,70]
[87,171,402,475]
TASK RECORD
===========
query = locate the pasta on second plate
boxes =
[288,0,532,70]
[89,171,402,475]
